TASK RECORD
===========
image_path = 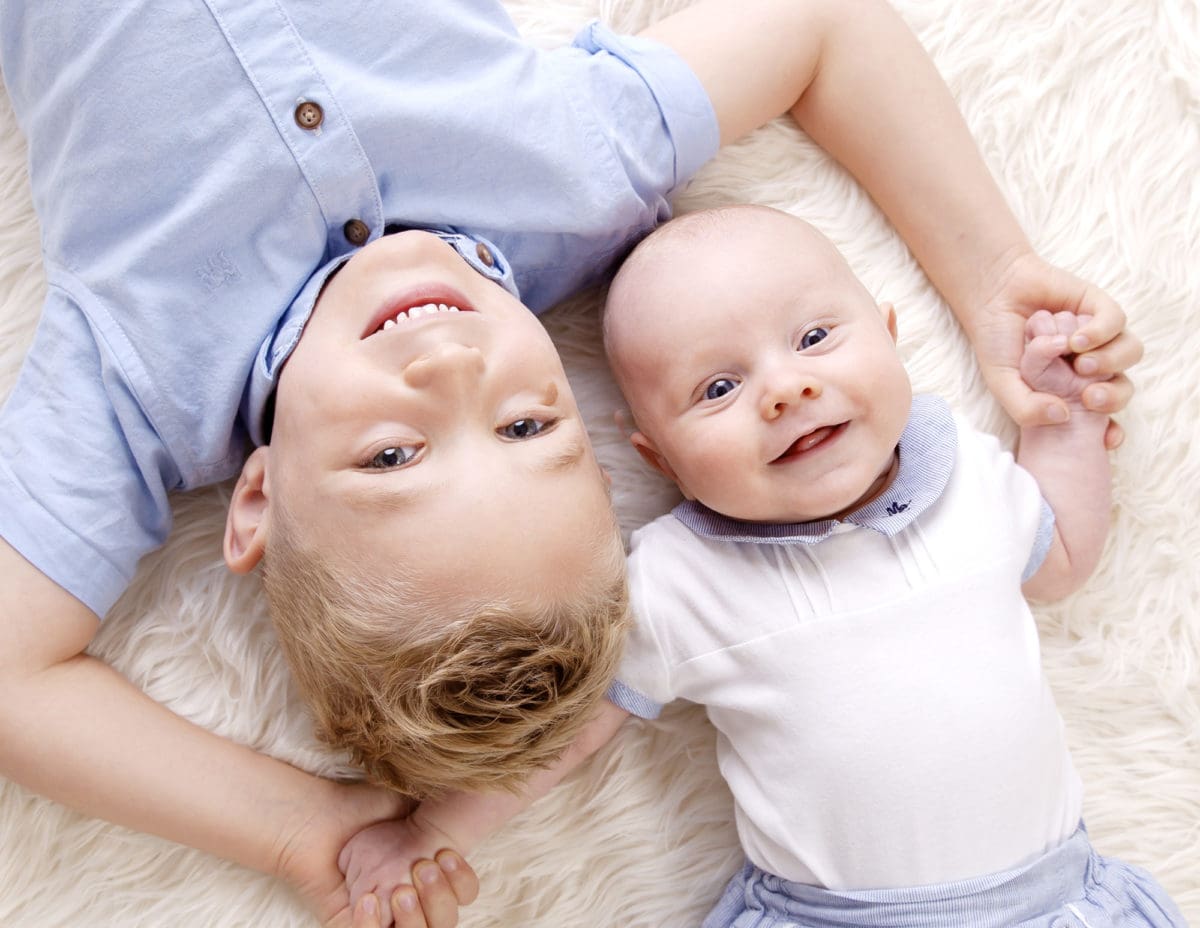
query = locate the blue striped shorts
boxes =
[702,826,1185,928]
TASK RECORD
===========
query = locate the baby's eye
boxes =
[365,445,420,469]
[500,417,556,440]
[705,378,739,400]
[799,326,829,349]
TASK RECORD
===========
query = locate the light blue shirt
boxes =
[0,0,718,617]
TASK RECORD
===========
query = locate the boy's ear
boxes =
[224,446,272,574]
[879,301,899,342]
[629,431,683,486]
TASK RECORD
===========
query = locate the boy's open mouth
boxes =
[771,422,848,463]
[362,292,476,339]
[371,302,469,336]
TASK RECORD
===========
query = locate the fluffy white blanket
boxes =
[1,0,1196,925]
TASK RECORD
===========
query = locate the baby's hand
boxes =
[970,250,1140,447]
[1019,310,1108,411]
[339,818,478,928]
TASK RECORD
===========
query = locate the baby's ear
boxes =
[879,301,899,342]
[224,446,271,573]
[629,431,682,486]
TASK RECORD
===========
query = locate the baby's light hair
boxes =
[262,505,629,799]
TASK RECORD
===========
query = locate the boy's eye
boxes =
[365,445,420,469]
[500,417,555,440]
[705,378,739,400]
[799,326,829,349]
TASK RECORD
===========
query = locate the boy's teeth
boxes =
[378,304,462,332]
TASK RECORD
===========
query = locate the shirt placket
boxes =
[201,0,382,260]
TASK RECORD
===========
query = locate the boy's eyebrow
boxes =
[344,482,430,513]
[535,429,587,472]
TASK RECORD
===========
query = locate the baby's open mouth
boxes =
[771,422,848,463]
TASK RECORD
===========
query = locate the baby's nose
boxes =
[759,369,821,419]
[402,341,486,388]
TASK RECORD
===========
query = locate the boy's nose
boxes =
[759,368,821,420]
[401,341,486,389]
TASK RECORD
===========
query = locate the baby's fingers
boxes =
[1019,333,1068,385]
[1024,309,1058,339]
[986,366,1068,428]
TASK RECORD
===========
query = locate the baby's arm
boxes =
[641,0,1139,442]
[339,699,632,928]
[0,539,470,928]
[1015,312,1112,601]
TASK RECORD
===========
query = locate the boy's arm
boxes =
[0,539,471,928]
[339,700,632,926]
[641,0,1139,441]
[1014,312,1112,601]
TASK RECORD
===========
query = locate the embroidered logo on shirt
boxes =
[196,250,242,292]
[886,500,911,515]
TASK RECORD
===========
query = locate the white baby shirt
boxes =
[609,396,1082,889]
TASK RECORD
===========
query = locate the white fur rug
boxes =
[1,0,1197,925]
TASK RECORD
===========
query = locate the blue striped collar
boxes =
[672,394,957,545]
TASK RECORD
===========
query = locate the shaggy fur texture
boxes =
[1,0,1196,924]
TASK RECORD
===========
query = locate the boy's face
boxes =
[609,214,912,524]
[256,231,613,604]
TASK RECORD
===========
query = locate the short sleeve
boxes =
[471,21,720,313]
[955,417,1050,582]
[1023,499,1056,582]
[569,22,719,195]
[0,289,178,617]
[606,532,677,719]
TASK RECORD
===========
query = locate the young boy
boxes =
[0,0,1141,925]
[336,206,1182,928]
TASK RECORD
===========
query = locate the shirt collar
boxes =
[246,228,519,446]
[672,394,957,545]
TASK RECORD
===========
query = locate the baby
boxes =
[338,205,1183,928]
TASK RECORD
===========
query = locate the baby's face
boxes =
[266,230,614,605]
[610,215,912,524]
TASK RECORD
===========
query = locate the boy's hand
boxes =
[969,251,1141,444]
[1019,310,1106,407]
[272,779,476,928]
[348,851,478,928]
[340,816,478,928]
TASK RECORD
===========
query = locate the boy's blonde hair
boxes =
[262,507,629,798]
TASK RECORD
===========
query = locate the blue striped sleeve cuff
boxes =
[606,679,663,719]
[1023,497,1057,582]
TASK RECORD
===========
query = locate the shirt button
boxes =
[294,101,324,131]
[475,241,495,268]
[344,219,370,246]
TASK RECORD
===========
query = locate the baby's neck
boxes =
[814,447,901,524]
